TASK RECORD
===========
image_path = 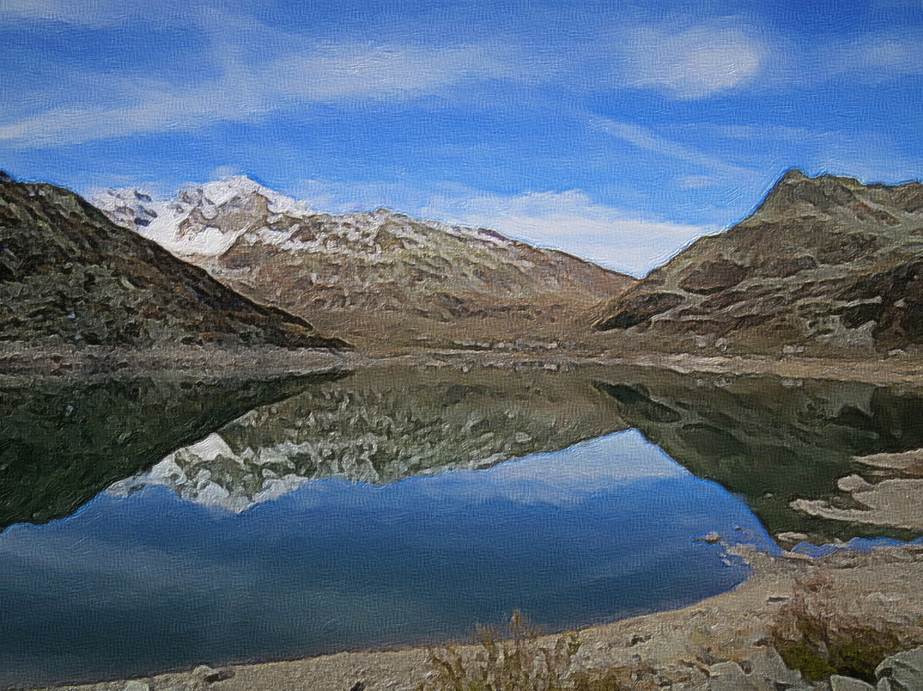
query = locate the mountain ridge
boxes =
[0,173,346,349]
[93,177,635,349]
[595,169,923,356]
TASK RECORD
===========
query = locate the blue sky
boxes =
[1,0,922,275]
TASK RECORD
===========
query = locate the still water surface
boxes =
[0,365,920,686]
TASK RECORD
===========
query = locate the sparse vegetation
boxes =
[770,571,917,682]
[418,611,582,691]
[418,611,651,691]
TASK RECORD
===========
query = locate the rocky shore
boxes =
[0,345,345,382]
[47,545,923,691]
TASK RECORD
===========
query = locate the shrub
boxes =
[418,611,581,691]
[770,571,909,683]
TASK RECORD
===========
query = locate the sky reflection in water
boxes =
[0,430,778,687]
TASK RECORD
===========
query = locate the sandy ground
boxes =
[46,545,923,691]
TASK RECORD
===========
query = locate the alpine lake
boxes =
[2,363,922,687]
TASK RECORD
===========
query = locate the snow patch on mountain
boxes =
[106,431,318,513]
[93,179,522,261]
[92,176,313,257]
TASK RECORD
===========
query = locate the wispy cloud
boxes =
[0,42,516,148]
[0,0,189,26]
[614,23,765,99]
[676,175,718,190]
[827,33,923,78]
[0,0,113,25]
[590,116,758,180]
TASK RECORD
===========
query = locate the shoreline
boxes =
[376,348,923,385]
[45,544,923,691]
[3,344,923,386]
[3,347,921,689]
[0,345,347,383]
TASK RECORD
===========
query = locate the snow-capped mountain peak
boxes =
[176,176,312,219]
[92,176,313,257]
[91,176,634,348]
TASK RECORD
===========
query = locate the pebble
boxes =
[829,675,875,690]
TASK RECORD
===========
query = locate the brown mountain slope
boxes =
[0,173,344,349]
[93,178,635,350]
[595,170,923,357]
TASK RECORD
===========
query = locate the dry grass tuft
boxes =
[770,571,919,682]
[418,610,583,691]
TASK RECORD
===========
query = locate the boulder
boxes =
[744,646,805,688]
[122,682,150,691]
[830,675,875,690]
[875,646,923,690]
[193,664,235,684]
[707,661,759,690]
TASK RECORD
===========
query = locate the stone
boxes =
[875,646,923,690]
[744,646,804,688]
[122,682,150,691]
[830,675,875,690]
[776,532,809,544]
[193,664,235,684]
[707,661,758,691]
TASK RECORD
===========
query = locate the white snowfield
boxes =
[92,176,516,260]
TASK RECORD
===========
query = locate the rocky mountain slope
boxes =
[0,173,343,349]
[595,170,923,357]
[93,177,634,349]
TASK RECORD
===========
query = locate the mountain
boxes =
[595,170,923,357]
[93,177,635,349]
[0,173,344,349]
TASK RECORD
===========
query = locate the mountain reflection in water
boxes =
[1,364,922,687]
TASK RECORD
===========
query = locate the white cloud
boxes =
[676,175,716,190]
[210,164,242,179]
[0,0,190,26]
[828,34,923,77]
[617,24,765,99]
[420,188,714,276]
[296,178,716,276]
[0,0,113,24]
[273,44,513,100]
